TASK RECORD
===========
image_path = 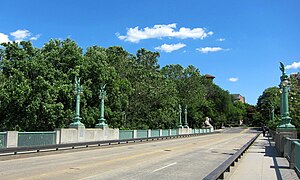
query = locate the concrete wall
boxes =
[178,127,192,134]
[58,127,119,144]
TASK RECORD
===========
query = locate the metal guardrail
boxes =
[0,131,218,155]
[294,141,300,176]
[203,132,261,180]
[0,132,7,148]
[18,132,56,147]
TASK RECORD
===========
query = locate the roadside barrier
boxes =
[203,132,261,180]
[0,131,218,156]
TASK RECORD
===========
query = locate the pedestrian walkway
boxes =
[227,134,299,180]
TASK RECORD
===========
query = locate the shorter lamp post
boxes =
[178,105,183,128]
[96,84,108,128]
[270,105,275,122]
[184,105,189,128]
[69,76,85,127]
[278,62,295,128]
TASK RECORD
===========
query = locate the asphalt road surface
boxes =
[0,128,259,180]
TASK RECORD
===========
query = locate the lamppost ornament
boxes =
[178,105,183,128]
[69,76,85,128]
[96,84,108,128]
[278,62,295,128]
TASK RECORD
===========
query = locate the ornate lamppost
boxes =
[178,105,183,128]
[278,62,295,128]
[275,62,297,155]
[270,104,275,122]
[184,105,189,128]
[96,84,108,128]
[69,76,85,128]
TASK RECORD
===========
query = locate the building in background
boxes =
[205,74,215,81]
[231,94,246,104]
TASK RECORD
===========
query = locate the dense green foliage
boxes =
[0,39,247,131]
[257,73,300,130]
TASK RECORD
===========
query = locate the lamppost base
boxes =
[277,116,295,128]
[96,118,108,128]
[277,123,296,129]
[184,125,189,128]
[178,125,183,128]
[95,123,108,128]
[69,121,85,128]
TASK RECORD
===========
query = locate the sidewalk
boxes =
[227,134,299,180]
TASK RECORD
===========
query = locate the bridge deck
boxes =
[0,128,258,179]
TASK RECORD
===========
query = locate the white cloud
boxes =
[155,43,186,53]
[196,47,223,53]
[0,33,10,44]
[30,34,41,41]
[117,23,213,43]
[217,38,225,42]
[286,61,300,70]
[228,77,239,82]
[10,29,31,41]
[0,30,40,44]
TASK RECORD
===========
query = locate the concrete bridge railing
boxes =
[269,130,300,177]
[0,127,213,148]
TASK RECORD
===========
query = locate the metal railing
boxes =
[294,141,300,176]
[18,132,56,147]
[171,129,177,135]
[119,130,134,140]
[162,129,169,136]
[0,132,7,148]
[137,130,148,138]
[151,129,160,137]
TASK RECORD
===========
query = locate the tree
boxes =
[0,38,249,131]
[289,73,300,129]
[257,87,280,126]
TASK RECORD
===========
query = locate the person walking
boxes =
[262,125,266,137]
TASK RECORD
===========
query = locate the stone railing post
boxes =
[7,131,18,148]
[147,129,151,137]
[133,130,137,139]
[159,129,163,136]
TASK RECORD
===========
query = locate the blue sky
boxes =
[1,0,300,105]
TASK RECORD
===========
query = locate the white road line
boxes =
[152,162,177,173]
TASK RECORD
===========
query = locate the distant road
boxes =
[0,128,259,180]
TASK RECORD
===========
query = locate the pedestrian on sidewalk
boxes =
[262,125,266,137]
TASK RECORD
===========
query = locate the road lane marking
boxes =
[240,128,248,134]
[152,162,177,173]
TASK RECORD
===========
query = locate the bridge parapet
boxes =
[0,127,213,148]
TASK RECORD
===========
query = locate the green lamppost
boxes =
[96,84,108,128]
[270,105,275,122]
[184,105,189,128]
[178,105,183,128]
[69,76,85,128]
[277,62,295,128]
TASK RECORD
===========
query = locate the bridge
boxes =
[1,127,300,179]
[0,127,297,179]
